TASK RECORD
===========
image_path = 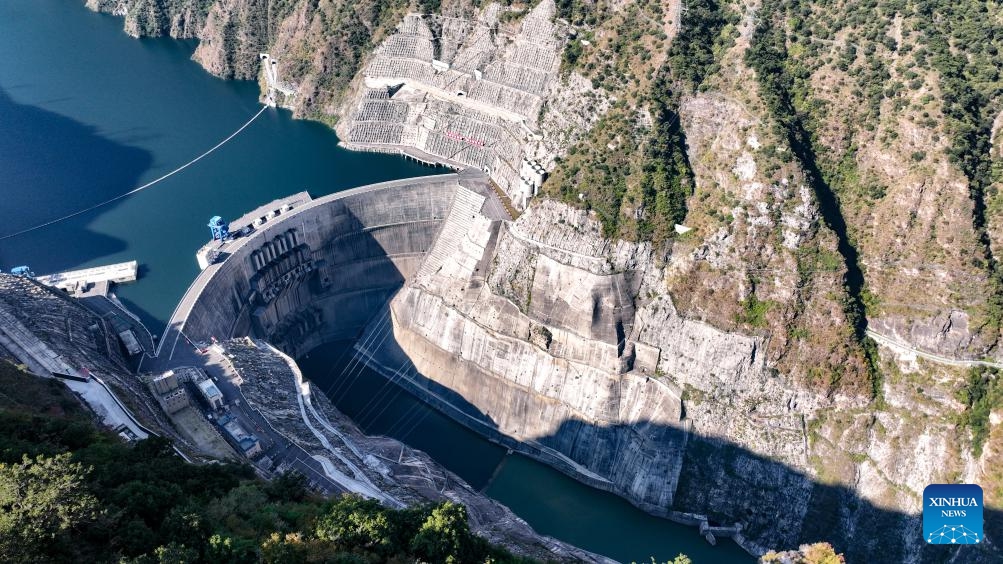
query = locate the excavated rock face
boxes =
[89,0,606,206]
[389,194,690,515]
[87,0,1003,559]
[386,195,999,560]
[335,0,607,207]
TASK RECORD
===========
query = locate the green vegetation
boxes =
[746,0,882,398]
[736,295,771,327]
[911,0,1003,332]
[498,9,528,24]
[632,556,692,564]
[555,0,597,26]
[0,360,84,416]
[744,0,1003,338]
[956,367,1002,456]
[664,0,739,90]
[417,0,441,13]
[118,0,215,38]
[0,363,532,563]
[305,0,409,104]
[0,453,100,561]
[547,0,739,248]
[761,542,845,563]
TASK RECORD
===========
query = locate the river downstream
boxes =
[0,2,750,562]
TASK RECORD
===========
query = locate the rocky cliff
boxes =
[224,337,612,563]
[88,0,1003,560]
[381,188,998,561]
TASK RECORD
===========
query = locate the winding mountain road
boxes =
[866,329,1003,370]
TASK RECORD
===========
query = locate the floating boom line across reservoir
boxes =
[0,104,270,241]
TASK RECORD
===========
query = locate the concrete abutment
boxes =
[164,169,745,550]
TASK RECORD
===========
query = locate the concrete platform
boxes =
[36,260,138,294]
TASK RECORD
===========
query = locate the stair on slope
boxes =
[416,186,486,280]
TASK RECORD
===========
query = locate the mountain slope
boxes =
[85,0,1003,560]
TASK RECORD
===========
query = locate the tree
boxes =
[261,532,308,564]
[159,505,212,556]
[635,556,691,564]
[152,542,199,564]
[800,542,844,564]
[261,532,348,564]
[0,453,99,561]
[0,371,530,563]
[410,502,479,564]
[316,495,402,554]
[760,542,845,564]
[264,471,309,502]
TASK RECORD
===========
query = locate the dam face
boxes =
[166,169,691,539]
[169,171,505,358]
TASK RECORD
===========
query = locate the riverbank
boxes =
[300,341,754,562]
[1,2,755,560]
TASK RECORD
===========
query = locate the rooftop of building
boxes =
[196,378,222,399]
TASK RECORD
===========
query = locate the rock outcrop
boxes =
[378,194,998,561]
[84,0,1003,560]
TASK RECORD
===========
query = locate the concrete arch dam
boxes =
[159,170,689,524]
[158,171,504,364]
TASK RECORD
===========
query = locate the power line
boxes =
[0,104,270,241]
[323,312,396,401]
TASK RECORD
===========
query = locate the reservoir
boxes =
[0,2,751,562]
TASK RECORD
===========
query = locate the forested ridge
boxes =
[0,362,533,564]
[58,0,1003,558]
[547,0,739,247]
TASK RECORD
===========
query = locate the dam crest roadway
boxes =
[93,167,751,560]
[147,169,507,372]
[133,171,528,507]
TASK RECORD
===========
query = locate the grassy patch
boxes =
[956,368,1003,456]
[736,295,772,327]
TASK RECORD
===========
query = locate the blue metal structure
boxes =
[10,266,33,277]
[208,216,230,241]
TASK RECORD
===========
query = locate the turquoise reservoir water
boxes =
[299,343,752,563]
[0,2,751,561]
[0,0,432,328]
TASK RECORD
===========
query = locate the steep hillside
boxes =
[0,365,542,563]
[544,0,876,397]
[86,0,1003,560]
[87,0,409,120]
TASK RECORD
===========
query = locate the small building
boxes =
[114,424,140,442]
[117,329,143,355]
[217,413,262,458]
[197,379,225,410]
[160,387,189,414]
[254,455,274,471]
[152,371,180,395]
[151,371,189,414]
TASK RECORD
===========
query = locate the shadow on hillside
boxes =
[306,322,1002,564]
[206,184,998,563]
